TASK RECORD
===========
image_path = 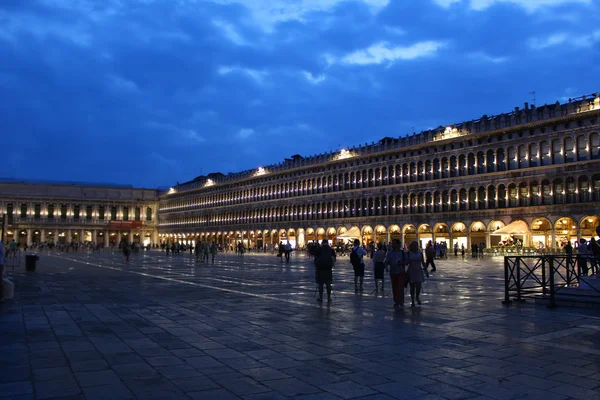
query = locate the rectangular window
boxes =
[48,204,54,219]
[34,204,41,219]
[123,207,129,221]
[135,207,141,221]
[98,206,105,220]
[20,204,27,218]
[61,205,67,219]
[86,205,93,220]
[110,206,117,221]
[73,205,80,220]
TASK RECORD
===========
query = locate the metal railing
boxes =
[503,255,599,308]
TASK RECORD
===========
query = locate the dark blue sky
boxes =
[1,0,598,188]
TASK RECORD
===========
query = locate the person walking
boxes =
[315,239,336,302]
[406,241,426,307]
[202,241,210,263]
[122,242,131,263]
[384,239,406,308]
[373,243,386,291]
[285,241,292,263]
[195,240,201,263]
[577,238,590,276]
[424,241,435,276]
[454,242,458,257]
[350,239,367,292]
[210,242,218,263]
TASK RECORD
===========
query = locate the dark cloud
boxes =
[0,0,598,187]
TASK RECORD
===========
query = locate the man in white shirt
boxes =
[350,239,367,292]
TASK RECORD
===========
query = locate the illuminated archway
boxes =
[326,227,336,243]
[388,225,401,242]
[433,223,449,246]
[580,216,600,241]
[469,221,486,249]
[488,220,505,246]
[306,228,315,243]
[451,222,467,248]
[531,218,552,248]
[316,227,326,241]
[374,225,386,243]
[417,224,432,249]
[403,224,417,247]
[297,228,305,248]
[362,225,373,245]
[554,217,577,248]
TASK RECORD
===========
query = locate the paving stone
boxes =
[69,359,109,372]
[187,389,241,399]
[169,376,220,392]
[263,378,322,397]
[319,380,377,399]
[81,383,134,400]
[32,366,74,381]
[370,382,428,400]
[0,381,34,397]
[74,369,122,387]
[240,367,291,381]
[34,378,81,399]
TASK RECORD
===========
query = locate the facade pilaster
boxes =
[26,229,32,246]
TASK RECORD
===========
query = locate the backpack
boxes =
[350,248,361,267]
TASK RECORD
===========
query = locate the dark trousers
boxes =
[390,272,405,305]
[285,251,290,262]
[425,258,436,271]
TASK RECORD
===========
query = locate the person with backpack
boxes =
[315,239,336,302]
[350,239,367,292]
[384,239,406,308]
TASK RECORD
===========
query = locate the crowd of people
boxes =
[312,238,439,308]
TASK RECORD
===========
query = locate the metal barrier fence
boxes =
[503,255,599,308]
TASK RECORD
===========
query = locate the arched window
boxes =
[442,158,449,178]
[425,193,432,213]
[433,159,440,180]
[110,206,117,221]
[86,205,93,220]
[425,160,432,180]
[579,177,590,202]
[449,157,457,177]
[458,155,466,176]
[593,174,600,201]
[519,183,528,207]
[498,185,507,208]
[468,188,476,209]
[450,190,458,212]
[552,139,563,164]
[529,143,539,167]
[518,146,528,169]
[467,153,475,175]
[122,207,129,221]
[553,179,564,204]
[146,207,152,221]
[497,148,506,171]
[566,177,576,203]
[530,181,540,206]
[34,204,41,219]
[488,186,496,209]
[48,204,55,219]
[434,191,441,213]
[507,147,517,170]
[508,184,518,207]
[564,137,575,163]
[477,187,486,209]
[590,133,600,160]
[20,204,27,218]
[540,141,551,165]
[134,207,141,221]
[486,150,495,173]
[477,152,486,174]
[442,191,449,212]
[576,135,588,161]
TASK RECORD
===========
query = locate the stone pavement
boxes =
[1,250,600,400]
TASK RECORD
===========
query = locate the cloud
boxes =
[212,19,248,45]
[218,65,268,83]
[208,0,390,29]
[146,122,206,143]
[528,30,600,49]
[302,71,326,84]
[236,128,255,139]
[340,41,443,65]
[468,52,508,63]
[433,0,592,12]
[107,74,140,94]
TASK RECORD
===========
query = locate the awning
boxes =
[337,227,361,239]
[491,220,531,235]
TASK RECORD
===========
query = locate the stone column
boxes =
[67,229,72,243]
[104,231,109,247]
[80,229,85,243]
[54,229,59,245]
[92,230,97,244]
[40,229,46,243]
[129,230,134,244]
[551,229,556,249]
[486,231,491,249]
[26,229,32,247]
[117,231,121,245]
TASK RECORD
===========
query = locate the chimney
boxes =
[524,102,529,110]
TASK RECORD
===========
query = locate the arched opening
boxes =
[580,216,599,242]
[316,227,325,242]
[451,222,467,249]
[326,227,336,244]
[488,221,505,247]
[297,228,305,248]
[388,225,401,243]
[554,217,577,248]
[433,223,450,247]
[531,218,552,249]
[470,222,486,250]
[374,225,386,244]
[418,224,432,249]
[403,224,417,248]
[306,228,315,244]
[287,228,297,248]
[362,225,373,246]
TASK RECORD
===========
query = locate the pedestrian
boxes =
[350,239,367,292]
[454,242,458,257]
[373,243,386,291]
[577,238,590,276]
[424,241,435,276]
[195,240,201,263]
[210,242,218,263]
[123,242,131,262]
[406,241,426,307]
[202,241,210,263]
[315,239,336,302]
[285,240,292,262]
[384,239,406,308]
[461,244,465,259]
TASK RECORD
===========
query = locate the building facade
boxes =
[0,181,158,247]
[157,94,600,251]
